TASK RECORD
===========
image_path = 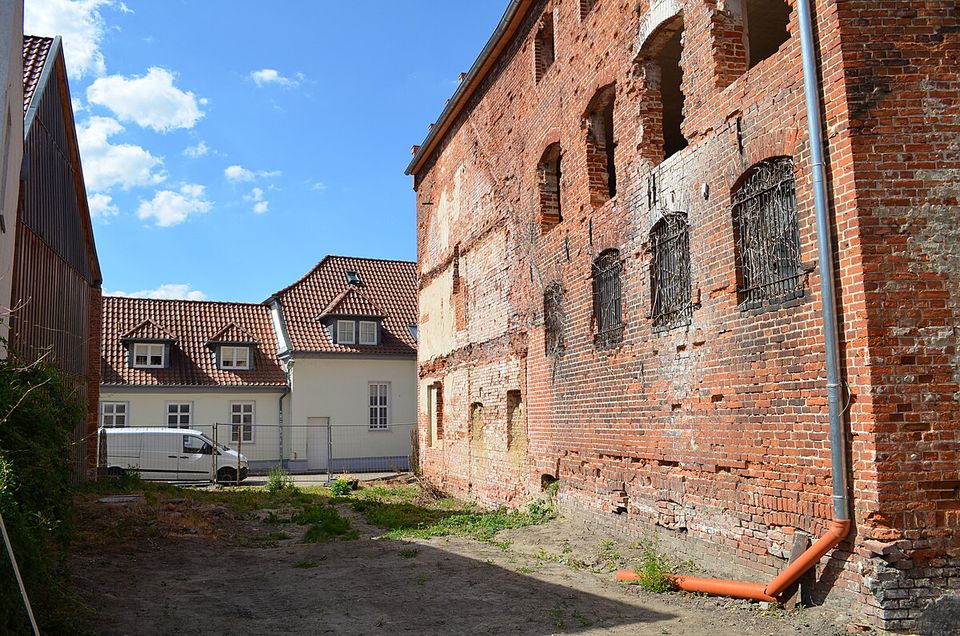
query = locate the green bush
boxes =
[328,478,352,497]
[265,466,296,494]
[0,351,85,633]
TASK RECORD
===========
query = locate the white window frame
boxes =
[220,345,251,370]
[359,321,378,345]
[230,402,255,443]
[101,401,128,428]
[166,402,192,429]
[369,382,390,430]
[132,342,165,368]
[337,320,356,344]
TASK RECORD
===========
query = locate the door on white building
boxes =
[306,417,329,471]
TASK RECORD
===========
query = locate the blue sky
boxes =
[24,0,506,302]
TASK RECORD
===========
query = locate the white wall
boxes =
[0,1,23,353]
[98,390,284,462]
[287,357,416,466]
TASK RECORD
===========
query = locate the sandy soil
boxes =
[72,492,855,635]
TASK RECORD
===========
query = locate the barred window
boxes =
[650,213,692,331]
[592,249,623,347]
[732,156,803,308]
[543,282,564,357]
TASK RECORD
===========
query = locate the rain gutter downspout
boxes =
[617,0,850,601]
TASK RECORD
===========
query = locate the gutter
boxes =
[618,0,851,601]
[405,0,534,177]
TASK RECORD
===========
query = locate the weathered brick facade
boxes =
[409,0,959,630]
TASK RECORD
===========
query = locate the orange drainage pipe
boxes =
[615,519,850,603]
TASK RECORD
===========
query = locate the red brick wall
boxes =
[413,0,958,629]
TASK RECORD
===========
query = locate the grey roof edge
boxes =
[23,35,59,139]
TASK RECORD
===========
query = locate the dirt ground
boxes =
[71,484,856,635]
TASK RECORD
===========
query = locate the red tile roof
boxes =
[271,256,417,356]
[318,287,385,319]
[22,35,53,114]
[121,319,177,342]
[206,323,257,344]
[101,297,286,388]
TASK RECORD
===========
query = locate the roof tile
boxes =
[22,35,53,115]
[102,297,286,388]
[273,256,416,355]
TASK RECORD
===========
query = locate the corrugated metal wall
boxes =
[11,59,99,480]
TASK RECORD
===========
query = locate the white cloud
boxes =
[107,284,207,301]
[87,192,118,219]
[224,164,280,183]
[249,68,305,88]
[308,181,327,192]
[137,183,212,227]
[244,187,270,214]
[183,141,210,158]
[76,116,166,191]
[24,0,113,78]
[87,67,205,133]
[224,164,254,182]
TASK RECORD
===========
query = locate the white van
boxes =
[100,428,249,483]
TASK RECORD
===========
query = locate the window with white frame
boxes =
[359,321,377,345]
[166,403,191,428]
[369,383,389,430]
[337,320,356,344]
[101,402,128,427]
[220,346,251,370]
[230,402,254,442]
[132,342,165,368]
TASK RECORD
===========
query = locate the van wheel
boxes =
[107,467,126,478]
[217,467,237,484]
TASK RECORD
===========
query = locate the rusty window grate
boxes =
[543,282,564,357]
[732,156,803,308]
[650,212,692,332]
[592,249,623,347]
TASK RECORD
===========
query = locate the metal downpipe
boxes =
[617,0,850,601]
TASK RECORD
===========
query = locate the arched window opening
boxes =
[732,156,803,308]
[592,249,623,347]
[534,12,556,81]
[584,85,617,205]
[538,143,562,230]
[650,213,692,331]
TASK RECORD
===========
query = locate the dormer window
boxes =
[359,321,378,345]
[337,320,356,344]
[219,346,251,370]
[346,271,361,286]
[132,342,165,368]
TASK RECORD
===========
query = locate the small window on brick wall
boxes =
[732,156,804,308]
[534,12,555,81]
[745,0,791,69]
[584,84,617,206]
[580,0,596,20]
[543,282,564,356]
[428,382,444,446]
[592,249,623,348]
[658,27,687,160]
[538,143,562,230]
[650,213,692,332]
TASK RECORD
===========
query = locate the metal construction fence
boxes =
[97,421,416,482]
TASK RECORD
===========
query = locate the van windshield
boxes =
[199,434,230,452]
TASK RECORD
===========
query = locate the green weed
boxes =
[265,467,297,494]
[293,559,319,569]
[294,505,359,542]
[399,548,419,558]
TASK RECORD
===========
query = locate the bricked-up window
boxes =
[543,282,564,356]
[538,143,562,230]
[534,12,555,82]
[584,84,617,206]
[428,382,444,445]
[592,249,623,347]
[650,213,692,332]
[745,0,791,69]
[506,390,524,451]
[580,0,596,20]
[732,156,803,308]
